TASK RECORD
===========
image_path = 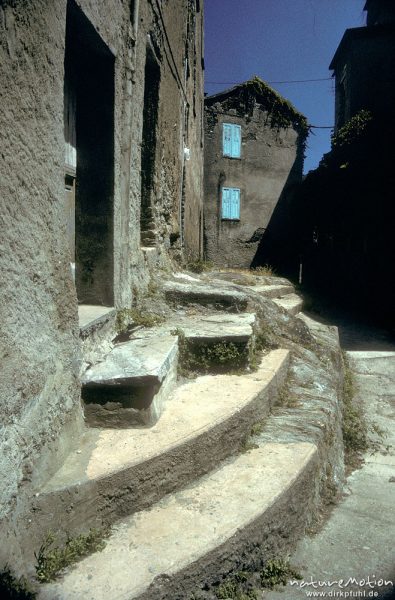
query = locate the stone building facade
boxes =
[330,0,395,131]
[287,0,395,325]
[0,0,203,570]
[203,78,307,268]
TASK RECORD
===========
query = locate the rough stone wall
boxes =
[142,0,204,261]
[204,103,301,268]
[333,28,395,130]
[0,0,204,572]
[0,0,84,571]
[183,0,205,259]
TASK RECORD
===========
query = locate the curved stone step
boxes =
[38,441,317,600]
[273,293,303,316]
[28,350,289,556]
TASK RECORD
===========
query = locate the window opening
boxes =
[223,123,241,158]
[222,187,240,220]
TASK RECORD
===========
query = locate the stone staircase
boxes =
[26,272,344,599]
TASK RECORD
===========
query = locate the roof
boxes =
[204,76,307,133]
[329,23,395,70]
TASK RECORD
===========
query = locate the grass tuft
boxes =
[260,558,302,589]
[115,308,165,333]
[35,528,110,583]
[342,353,389,470]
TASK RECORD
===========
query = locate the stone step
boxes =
[162,312,256,343]
[163,280,249,311]
[38,440,317,600]
[29,350,289,555]
[254,283,295,299]
[81,334,179,427]
[273,293,303,316]
[78,305,117,367]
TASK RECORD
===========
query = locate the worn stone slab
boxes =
[81,335,178,427]
[38,441,317,600]
[163,280,249,311]
[273,293,303,316]
[28,351,290,556]
[152,312,256,343]
[82,335,178,386]
[78,306,116,331]
[254,284,295,299]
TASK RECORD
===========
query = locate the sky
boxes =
[204,0,367,173]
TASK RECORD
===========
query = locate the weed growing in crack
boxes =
[251,265,275,276]
[187,259,214,274]
[342,353,389,470]
[35,528,110,583]
[260,558,302,589]
[115,308,165,334]
[172,328,247,376]
[215,579,258,600]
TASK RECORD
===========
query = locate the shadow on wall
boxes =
[251,132,306,279]
[258,115,395,329]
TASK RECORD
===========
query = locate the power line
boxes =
[206,77,332,85]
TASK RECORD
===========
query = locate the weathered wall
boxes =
[204,104,301,268]
[0,0,84,571]
[0,0,204,572]
[142,0,204,261]
[332,26,395,130]
[182,0,205,259]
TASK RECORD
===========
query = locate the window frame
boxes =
[221,187,241,221]
[222,123,241,159]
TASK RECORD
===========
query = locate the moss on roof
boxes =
[206,76,309,139]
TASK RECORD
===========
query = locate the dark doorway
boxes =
[64,0,115,306]
[140,46,160,246]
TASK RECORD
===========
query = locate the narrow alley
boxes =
[264,313,395,600]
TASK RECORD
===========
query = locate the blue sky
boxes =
[204,0,366,173]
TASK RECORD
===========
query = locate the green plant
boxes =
[251,265,275,276]
[243,77,308,138]
[249,418,267,437]
[175,328,247,376]
[215,579,258,600]
[115,308,165,333]
[35,528,110,583]
[0,567,36,599]
[187,259,214,274]
[331,109,372,149]
[341,353,389,469]
[342,354,369,463]
[260,558,302,589]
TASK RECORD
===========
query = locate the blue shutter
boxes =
[221,187,231,219]
[231,125,241,158]
[223,124,232,156]
[222,187,240,220]
[230,188,240,219]
[223,124,241,157]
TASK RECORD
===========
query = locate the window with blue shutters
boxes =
[221,187,240,220]
[223,123,241,158]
